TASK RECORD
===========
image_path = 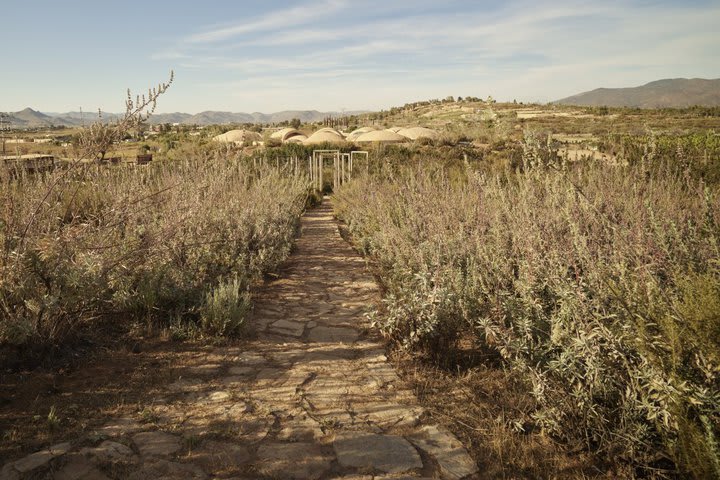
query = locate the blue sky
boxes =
[1,0,718,113]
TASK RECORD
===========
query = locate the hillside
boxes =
[151,109,367,125]
[555,78,720,108]
[6,108,59,128]
[2,108,366,128]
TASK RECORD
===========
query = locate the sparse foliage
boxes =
[76,71,174,161]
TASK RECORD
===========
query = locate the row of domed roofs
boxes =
[213,126,439,146]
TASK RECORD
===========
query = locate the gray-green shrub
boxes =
[335,156,720,477]
[199,277,250,337]
[0,154,308,354]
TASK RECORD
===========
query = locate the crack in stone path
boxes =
[1,199,479,480]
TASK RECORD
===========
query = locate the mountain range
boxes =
[1,108,366,129]
[555,78,720,108]
[5,78,719,129]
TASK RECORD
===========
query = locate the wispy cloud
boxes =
[185,0,349,43]
[148,0,720,110]
[4,0,717,113]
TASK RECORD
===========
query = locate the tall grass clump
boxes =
[199,277,251,337]
[0,156,308,362]
[334,153,720,477]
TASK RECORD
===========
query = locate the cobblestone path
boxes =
[1,200,478,480]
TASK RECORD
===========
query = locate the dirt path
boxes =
[1,200,478,480]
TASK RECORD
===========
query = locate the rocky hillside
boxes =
[555,78,720,108]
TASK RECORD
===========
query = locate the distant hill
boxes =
[1,108,366,128]
[148,112,193,125]
[150,110,366,126]
[51,111,122,125]
[6,108,59,127]
[2,109,123,128]
[555,78,720,108]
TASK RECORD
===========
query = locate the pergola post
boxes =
[318,155,323,191]
[341,153,349,183]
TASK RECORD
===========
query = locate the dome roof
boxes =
[212,129,262,144]
[270,128,303,142]
[304,130,346,145]
[346,126,379,142]
[315,127,344,136]
[285,134,308,144]
[397,127,439,140]
[355,130,407,144]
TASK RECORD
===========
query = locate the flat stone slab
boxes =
[132,431,181,456]
[374,477,434,480]
[54,455,110,480]
[237,352,266,363]
[205,390,231,403]
[80,441,137,464]
[187,363,224,376]
[11,442,71,474]
[333,433,422,473]
[127,458,207,480]
[227,401,254,416]
[409,426,478,479]
[168,378,204,393]
[189,440,250,472]
[327,476,372,480]
[235,416,272,443]
[366,362,401,386]
[277,414,324,441]
[307,326,359,343]
[228,366,256,376]
[269,319,306,337]
[220,375,246,386]
[355,401,423,429]
[95,418,144,437]
[255,442,332,479]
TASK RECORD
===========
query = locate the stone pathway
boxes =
[1,199,479,480]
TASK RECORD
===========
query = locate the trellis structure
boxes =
[311,150,337,191]
[251,149,370,192]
